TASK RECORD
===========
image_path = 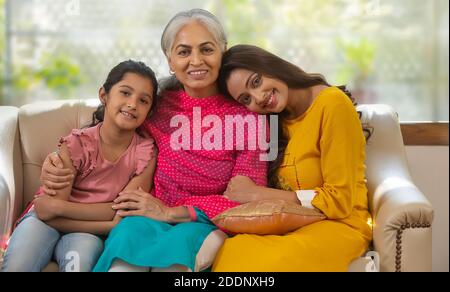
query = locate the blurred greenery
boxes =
[12,54,83,99]
[214,0,378,88]
[0,0,4,104]
[215,0,273,48]
[36,54,84,98]
[1,0,447,120]
[335,38,376,86]
[1,0,83,103]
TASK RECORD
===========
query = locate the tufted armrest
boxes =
[0,106,22,261]
[357,104,434,272]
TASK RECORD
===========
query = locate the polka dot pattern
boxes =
[144,90,268,219]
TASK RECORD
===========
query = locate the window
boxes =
[1,0,448,121]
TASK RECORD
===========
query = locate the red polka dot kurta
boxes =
[144,90,268,220]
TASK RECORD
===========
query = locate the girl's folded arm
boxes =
[45,217,118,236]
[34,143,75,221]
[40,143,115,221]
[55,201,116,221]
[48,142,157,222]
[44,158,159,233]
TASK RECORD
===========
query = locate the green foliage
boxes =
[335,38,376,85]
[214,0,378,88]
[12,54,83,99]
[1,0,82,102]
[35,54,83,98]
[214,0,272,48]
[0,0,5,104]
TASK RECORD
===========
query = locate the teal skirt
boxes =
[93,208,217,272]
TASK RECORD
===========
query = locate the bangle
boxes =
[185,206,197,222]
[295,190,317,209]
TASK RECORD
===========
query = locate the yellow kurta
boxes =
[213,87,372,271]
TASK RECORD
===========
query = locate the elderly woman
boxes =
[39,9,267,272]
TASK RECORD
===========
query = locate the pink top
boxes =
[144,90,268,219]
[58,123,155,203]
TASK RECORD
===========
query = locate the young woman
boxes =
[212,44,372,272]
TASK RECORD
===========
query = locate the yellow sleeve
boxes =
[311,101,365,219]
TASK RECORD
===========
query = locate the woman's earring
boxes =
[169,69,175,75]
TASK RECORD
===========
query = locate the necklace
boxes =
[99,127,129,163]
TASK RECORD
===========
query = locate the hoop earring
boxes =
[169,70,175,75]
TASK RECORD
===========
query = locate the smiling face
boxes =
[100,72,154,131]
[226,68,290,114]
[168,21,222,98]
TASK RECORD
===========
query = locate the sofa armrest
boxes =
[371,177,433,272]
[0,106,22,257]
[358,104,434,272]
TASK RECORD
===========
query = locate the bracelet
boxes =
[295,190,318,209]
[185,206,197,222]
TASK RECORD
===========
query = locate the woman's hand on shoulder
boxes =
[224,175,259,203]
[40,151,74,195]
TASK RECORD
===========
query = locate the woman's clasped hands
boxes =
[112,187,172,222]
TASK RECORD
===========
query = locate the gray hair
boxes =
[161,9,227,58]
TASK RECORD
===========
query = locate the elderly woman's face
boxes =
[168,21,222,98]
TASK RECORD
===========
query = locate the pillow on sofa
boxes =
[211,199,326,235]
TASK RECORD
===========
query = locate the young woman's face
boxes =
[168,21,222,98]
[226,68,289,114]
[101,72,153,131]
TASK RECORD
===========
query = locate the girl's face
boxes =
[168,21,222,98]
[101,72,154,131]
[226,68,289,115]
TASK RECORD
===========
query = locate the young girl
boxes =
[1,60,158,272]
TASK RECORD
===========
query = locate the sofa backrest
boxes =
[18,99,99,209]
[356,104,411,215]
[16,100,410,217]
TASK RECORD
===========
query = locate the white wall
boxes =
[405,146,449,272]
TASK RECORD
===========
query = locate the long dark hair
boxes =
[90,60,158,127]
[218,44,366,188]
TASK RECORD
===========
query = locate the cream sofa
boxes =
[0,99,434,272]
